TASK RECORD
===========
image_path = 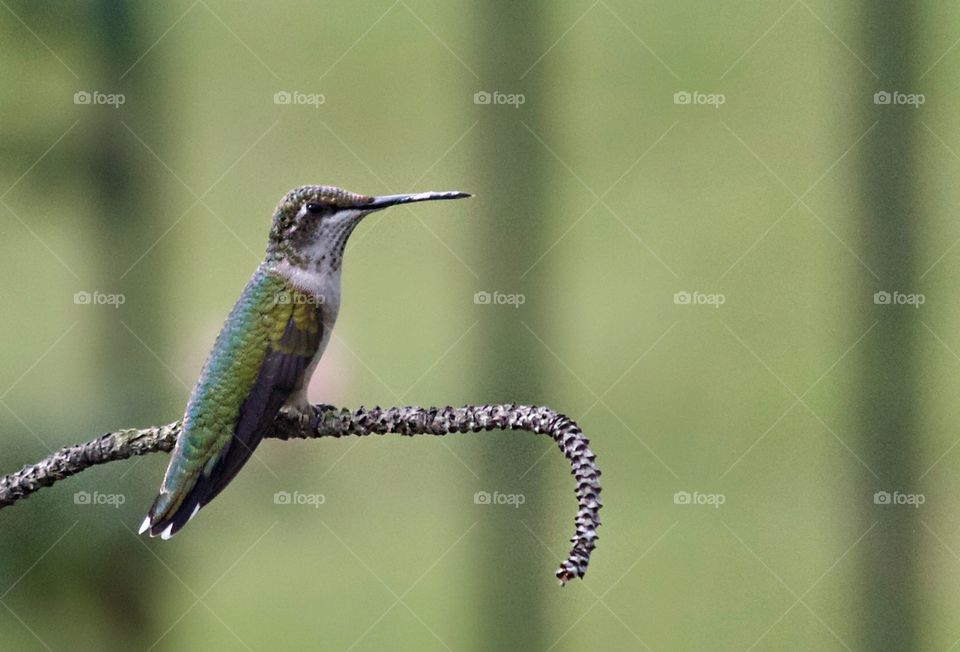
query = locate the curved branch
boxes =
[0,404,601,584]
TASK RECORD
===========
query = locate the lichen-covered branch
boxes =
[0,404,601,584]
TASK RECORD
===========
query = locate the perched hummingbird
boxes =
[140,185,470,539]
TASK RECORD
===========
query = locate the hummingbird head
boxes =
[266,184,470,272]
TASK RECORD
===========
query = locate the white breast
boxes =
[273,260,339,301]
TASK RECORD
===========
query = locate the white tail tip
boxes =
[138,516,151,535]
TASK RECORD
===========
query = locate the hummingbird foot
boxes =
[278,402,337,433]
[279,404,311,426]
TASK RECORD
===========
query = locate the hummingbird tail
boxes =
[139,429,267,539]
[140,488,203,540]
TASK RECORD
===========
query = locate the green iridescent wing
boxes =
[143,269,323,538]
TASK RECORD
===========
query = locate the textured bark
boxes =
[0,404,601,584]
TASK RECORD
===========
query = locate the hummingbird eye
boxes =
[305,203,324,215]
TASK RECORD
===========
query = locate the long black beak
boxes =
[364,191,471,211]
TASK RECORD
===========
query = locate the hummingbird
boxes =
[140,184,470,539]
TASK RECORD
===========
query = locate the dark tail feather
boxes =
[139,432,265,539]
[139,361,294,539]
[140,490,199,539]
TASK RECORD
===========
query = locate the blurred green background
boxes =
[2,1,959,650]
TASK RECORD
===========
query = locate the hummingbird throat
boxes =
[269,213,361,301]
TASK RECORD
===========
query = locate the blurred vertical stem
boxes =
[88,1,170,417]
[85,0,163,642]
[857,4,921,650]
[471,2,551,650]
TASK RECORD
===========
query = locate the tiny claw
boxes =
[279,404,313,427]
